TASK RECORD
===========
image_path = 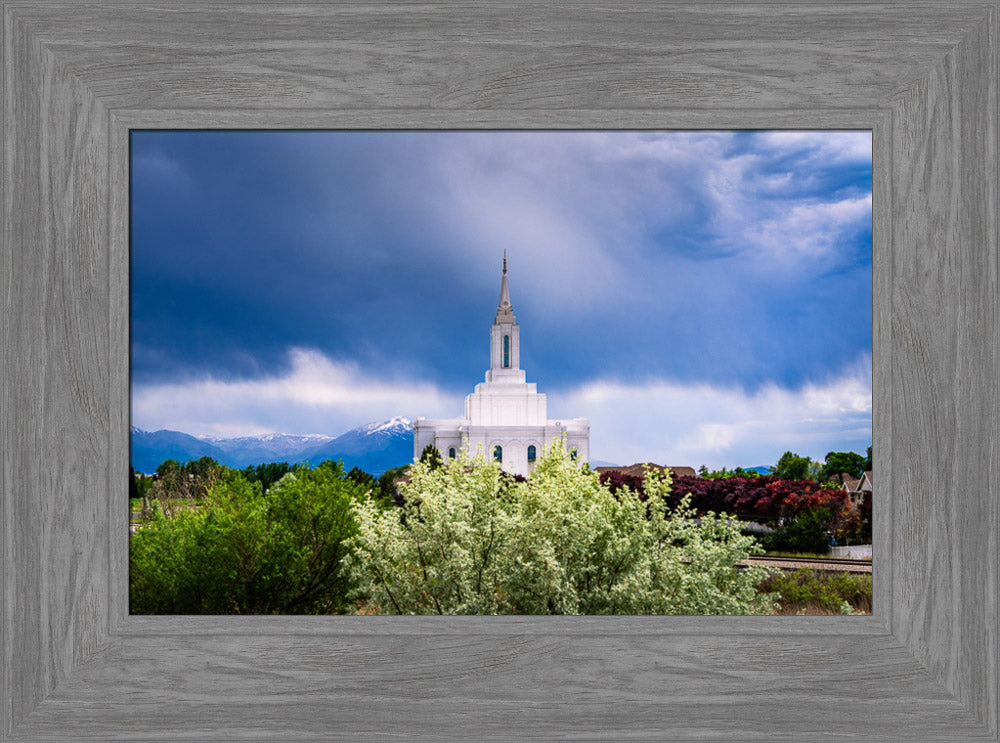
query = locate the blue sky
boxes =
[131,130,872,468]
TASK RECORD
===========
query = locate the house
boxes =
[840,470,872,508]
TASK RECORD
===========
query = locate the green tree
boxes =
[818,451,866,482]
[345,443,777,615]
[419,443,444,470]
[242,461,293,493]
[130,461,366,614]
[861,445,872,473]
[155,458,181,485]
[772,451,814,481]
[763,507,832,554]
[376,464,409,504]
[346,465,376,491]
[144,457,224,517]
[182,456,224,498]
[184,455,220,480]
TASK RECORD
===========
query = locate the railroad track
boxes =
[742,555,872,573]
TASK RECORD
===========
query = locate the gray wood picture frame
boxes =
[2,2,996,740]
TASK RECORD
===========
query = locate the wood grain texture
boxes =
[2,2,997,741]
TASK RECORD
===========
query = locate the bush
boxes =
[761,507,832,554]
[602,471,854,528]
[130,461,367,614]
[345,443,777,615]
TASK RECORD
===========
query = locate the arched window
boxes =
[493,445,503,462]
[503,335,510,368]
[448,447,456,459]
[527,445,537,463]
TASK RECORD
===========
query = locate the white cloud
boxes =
[553,356,872,468]
[133,346,872,470]
[743,193,872,262]
[131,348,463,438]
[398,130,871,309]
[755,131,873,163]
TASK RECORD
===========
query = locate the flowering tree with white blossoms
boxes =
[346,442,777,615]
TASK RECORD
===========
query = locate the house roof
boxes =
[842,477,862,493]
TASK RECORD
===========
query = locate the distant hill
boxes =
[130,417,415,475]
[130,427,228,473]
[588,459,618,468]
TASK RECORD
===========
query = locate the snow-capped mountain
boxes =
[304,417,413,472]
[355,415,411,436]
[130,426,229,473]
[196,432,336,466]
[130,419,414,475]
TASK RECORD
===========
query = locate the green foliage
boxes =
[762,507,832,554]
[697,465,763,479]
[759,568,872,614]
[148,457,226,509]
[772,451,815,481]
[130,461,366,614]
[242,461,293,493]
[156,458,181,479]
[376,464,409,504]
[347,465,376,490]
[419,443,444,470]
[185,455,221,480]
[346,443,778,615]
[130,466,153,499]
[818,450,866,482]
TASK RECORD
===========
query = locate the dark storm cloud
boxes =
[130,130,872,465]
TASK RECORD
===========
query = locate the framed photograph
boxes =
[3,2,996,740]
[127,129,874,618]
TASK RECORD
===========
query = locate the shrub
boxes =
[601,471,866,549]
[761,507,832,554]
[130,461,366,614]
[346,443,777,615]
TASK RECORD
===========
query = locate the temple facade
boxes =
[413,256,589,476]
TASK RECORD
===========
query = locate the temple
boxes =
[413,255,589,476]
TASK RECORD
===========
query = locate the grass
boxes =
[761,550,830,560]
[758,567,872,615]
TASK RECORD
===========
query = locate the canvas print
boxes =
[129,130,873,615]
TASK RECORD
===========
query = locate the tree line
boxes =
[129,444,871,615]
[697,446,872,482]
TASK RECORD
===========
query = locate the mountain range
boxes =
[130,416,414,475]
[131,419,765,478]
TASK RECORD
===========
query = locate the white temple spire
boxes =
[489,253,519,375]
[494,251,516,325]
[412,252,589,476]
[498,250,512,313]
